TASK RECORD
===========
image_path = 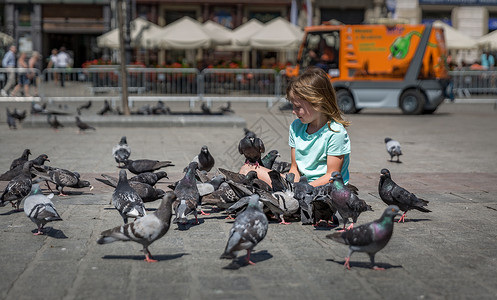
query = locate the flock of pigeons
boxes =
[0,129,430,269]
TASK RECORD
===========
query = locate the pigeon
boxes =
[96,174,165,203]
[196,175,225,197]
[31,165,93,196]
[219,101,234,114]
[238,130,265,166]
[173,162,202,225]
[23,184,62,235]
[112,170,146,224]
[124,159,174,175]
[201,102,211,114]
[268,170,299,224]
[384,137,402,163]
[75,116,96,133]
[97,191,176,263]
[11,108,27,122]
[97,100,112,115]
[10,149,31,170]
[112,136,131,167]
[326,205,401,270]
[261,150,279,169]
[130,171,168,186]
[6,108,16,129]
[293,176,317,225]
[201,182,240,209]
[326,171,372,230]
[192,145,215,172]
[225,181,283,220]
[151,100,170,115]
[78,100,92,111]
[378,169,431,223]
[1,154,50,181]
[0,162,33,211]
[220,194,268,265]
[31,102,47,114]
[47,114,64,130]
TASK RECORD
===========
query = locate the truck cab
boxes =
[286,23,450,114]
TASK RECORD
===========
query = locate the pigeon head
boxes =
[30,184,43,195]
[267,150,279,158]
[201,145,209,153]
[188,161,199,170]
[119,136,127,145]
[247,194,262,210]
[330,171,342,181]
[384,137,392,143]
[119,169,128,180]
[155,171,168,180]
[23,149,32,156]
[380,169,391,178]
[381,205,402,220]
[245,171,258,180]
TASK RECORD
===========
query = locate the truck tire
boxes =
[336,89,357,114]
[399,89,425,115]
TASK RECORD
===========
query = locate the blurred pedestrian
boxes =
[28,51,41,96]
[10,52,30,97]
[55,46,71,87]
[1,45,17,96]
[46,48,58,84]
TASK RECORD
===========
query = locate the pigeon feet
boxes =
[34,230,44,236]
[199,210,210,216]
[397,213,406,223]
[144,254,158,263]
[245,250,256,265]
[225,215,235,220]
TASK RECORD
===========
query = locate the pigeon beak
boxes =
[89,185,94,191]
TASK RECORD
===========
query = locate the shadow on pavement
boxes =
[326,258,403,270]
[102,252,189,262]
[222,250,273,270]
[31,227,68,239]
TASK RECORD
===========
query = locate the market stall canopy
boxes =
[96,17,162,49]
[249,17,303,50]
[232,18,264,47]
[476,30,497,49]
[202,20,233,46]
[147,16,211,49]
[433,21,477,50]
[0,32,14,46]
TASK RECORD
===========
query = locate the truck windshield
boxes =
[301,31,340,73]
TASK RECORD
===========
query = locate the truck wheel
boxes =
[336,90,357,114]
[400,90,425,115]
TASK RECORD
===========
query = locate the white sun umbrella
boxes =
[433,21,477,50]
[97,18,163,49]
[249,17,303,50]
[202,20,233,46]
[476,30,497,49]
[147,16,211,49]
[232,18,264,47]
[0,32,14,46]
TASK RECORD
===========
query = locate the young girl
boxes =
[287,66,351,186]
[240,66,350,187]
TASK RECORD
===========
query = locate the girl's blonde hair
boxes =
[286,66,350,129]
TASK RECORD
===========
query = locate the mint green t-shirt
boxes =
[289,119,351,184]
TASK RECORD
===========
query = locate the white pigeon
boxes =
[384,137,402,163]
[220,194,268,265]
[23,184,62,235]
[97,192,176,263]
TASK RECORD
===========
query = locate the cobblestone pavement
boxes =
[1,100,497,299]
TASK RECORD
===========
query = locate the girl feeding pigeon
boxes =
[240,66,351,187]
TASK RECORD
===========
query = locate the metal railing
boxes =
[2,67,495,106]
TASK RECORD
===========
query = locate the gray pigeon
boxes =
[47,114,64,130]
[0,154,50,181]
[10,149,31,170]
[31,165,93,196]
[268,170,299,224]
[6,108,17,129]
[196,175,225,197]
[192,145,215,172]
[124,159,174,175]
[112,170,146,224]
[96,174,165,203]
[112,136,131,167]
[327,205,401,270]
[97,192,176,263]
[238,130,265,166]
[23,184,62,235]
[0,162,33,211]
[75,116,96,133]
[384,137,402,163]
[130,171,168,186]
[378,168,431,223]
[326,171,372,230]
[220,194,268,265]
[173,162,202,225]
[261,150,279,169]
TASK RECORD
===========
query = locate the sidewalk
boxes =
[1,101,497,299]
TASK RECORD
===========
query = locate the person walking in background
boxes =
[10,52,30,97]
[1,45,17,96]
[28,51,41,96]
[55,46,70,87]
[46,48,58,84]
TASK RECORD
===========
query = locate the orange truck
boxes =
[286,23,450,114]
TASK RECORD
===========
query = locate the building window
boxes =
[164,10,197,24]
[249,11,281,23]
[421,11,451,26]
[212,7,234,29]
[320,8,364,25]
[18,4,32,27]
[489,12,497,32]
